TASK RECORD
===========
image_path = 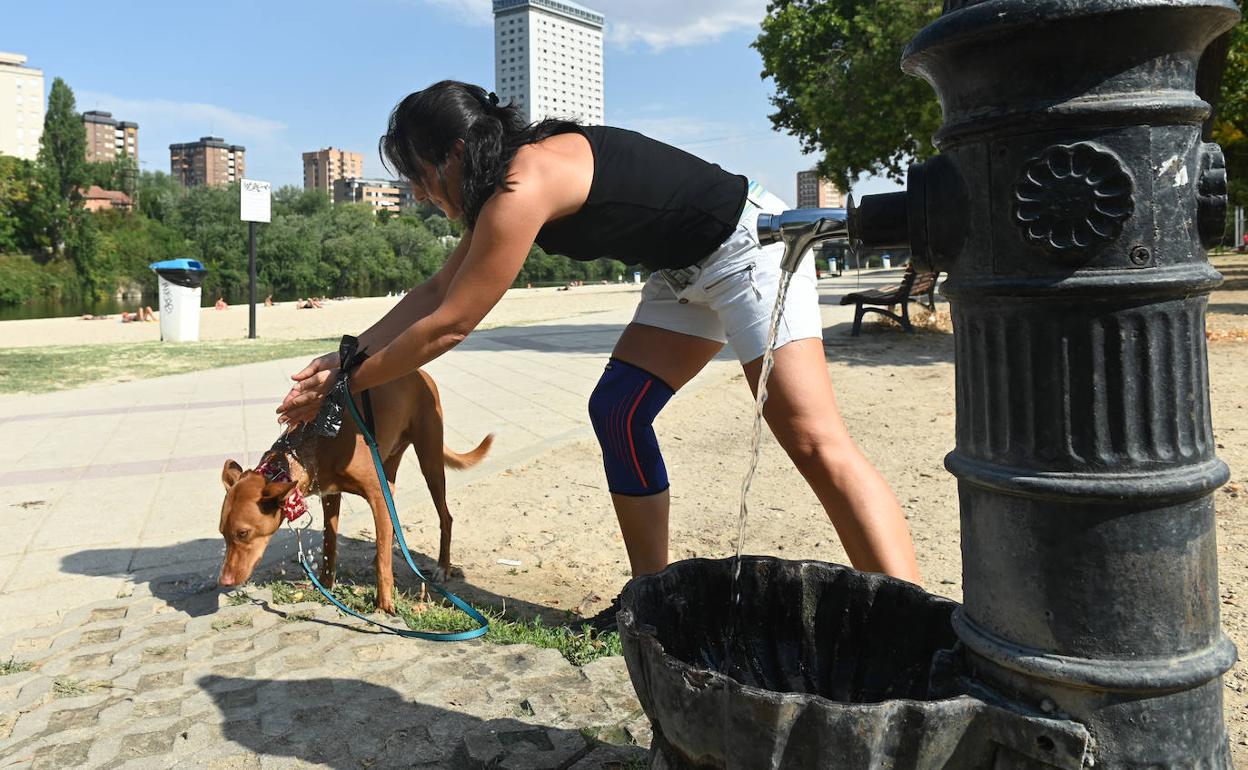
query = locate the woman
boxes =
[277,81,920,618]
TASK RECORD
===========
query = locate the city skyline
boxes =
[3,0,904,202]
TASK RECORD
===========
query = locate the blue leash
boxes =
[289,383,489,641]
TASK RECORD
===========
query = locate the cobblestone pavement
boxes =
[0,577,650,769]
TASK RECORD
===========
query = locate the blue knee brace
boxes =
[588,359,675,496]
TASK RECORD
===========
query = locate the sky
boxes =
[5,0,906,203]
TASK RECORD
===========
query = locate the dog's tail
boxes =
[443,433,494,470]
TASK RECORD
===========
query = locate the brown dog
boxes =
[216,368,492,613]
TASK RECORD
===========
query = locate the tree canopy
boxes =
[754,0,942,189]
[758,0,1248,213]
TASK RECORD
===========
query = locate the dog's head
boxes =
[217,459,296,588]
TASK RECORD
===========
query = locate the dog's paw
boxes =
[430,566,449,584]
[376,596,397,615]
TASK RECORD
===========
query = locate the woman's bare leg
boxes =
[743,338,921,584]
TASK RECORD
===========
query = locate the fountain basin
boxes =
[618,557,1090,769]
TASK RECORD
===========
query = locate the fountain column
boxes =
[873,1,1241,764]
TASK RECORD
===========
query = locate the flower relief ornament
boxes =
[1013,142,1135,252]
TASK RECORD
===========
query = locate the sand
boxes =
[0,283,646,349]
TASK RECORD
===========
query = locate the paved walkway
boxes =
[0,305,744,634]
[0,584,649,768]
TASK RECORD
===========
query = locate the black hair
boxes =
[380,80,579,229]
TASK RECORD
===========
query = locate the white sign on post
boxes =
[240,179,271,223]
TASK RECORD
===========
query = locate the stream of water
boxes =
[730,269,795,610]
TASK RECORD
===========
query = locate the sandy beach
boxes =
[0,284,647,349]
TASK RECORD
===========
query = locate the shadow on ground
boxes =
[61,533,570,626]
[821,319,955,369]
[461,322,625,356]
[198,675,644,768]
[1210,302,1248,316]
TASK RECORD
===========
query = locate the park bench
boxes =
[839,265,939,336]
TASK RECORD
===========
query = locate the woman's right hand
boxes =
[278,351,340,424]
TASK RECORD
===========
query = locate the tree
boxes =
[0,156,36,254]
[754,0,942,188]
[135,170,183,223]
[1210,6,1248,209]
[30,78,89,264]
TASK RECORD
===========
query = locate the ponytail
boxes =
[380,81,579,229]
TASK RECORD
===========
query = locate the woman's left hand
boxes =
[276,367,339,425]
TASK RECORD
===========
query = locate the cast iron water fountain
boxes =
[618,1,1242,767]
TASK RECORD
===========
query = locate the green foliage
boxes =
[0,156,36,254]
[85,156,138,197]
[30,78,90,266]
[0,254,79,305]
[754,0,943,188]
[1213,8,1248,208]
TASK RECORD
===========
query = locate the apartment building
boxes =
[332,178,417,213]
[0,52,44,161]
[169,137,246,188]
[303,147,363,198]
[83,111,139,164]
[493,0,604,124]
[796,169,848,209]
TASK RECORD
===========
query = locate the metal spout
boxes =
[757,198,854,273]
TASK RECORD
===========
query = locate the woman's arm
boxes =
[357,228,474,353]
[351,189,547,392]
[275,186,551,419]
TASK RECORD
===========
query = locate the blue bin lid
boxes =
[149,259,206,272]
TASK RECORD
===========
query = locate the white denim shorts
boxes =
[632,181,822,363]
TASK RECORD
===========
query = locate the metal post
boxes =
[857,0,1241,765]
[248,221,257,340]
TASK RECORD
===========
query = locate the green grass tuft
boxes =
[52,677,107,698]
[0,657,34,676]
[252,579,621,666]
[211,615,253,632]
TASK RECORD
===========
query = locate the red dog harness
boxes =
[254,458,308,522]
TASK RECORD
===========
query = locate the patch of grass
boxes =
[253,579,622,666]
[52,677,107,698]
[225,591,253,607]
[0,657,33,676]
[283,611,315,623]
[211,615,253,632]
[0,337,339,394]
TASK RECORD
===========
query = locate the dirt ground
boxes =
[0,283,644,348]
[402,254,1247,755]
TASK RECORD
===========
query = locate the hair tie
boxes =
[488,91,500,106]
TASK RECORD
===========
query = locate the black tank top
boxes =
[534,126,748,271]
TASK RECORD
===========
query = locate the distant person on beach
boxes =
[295,298,323,310]
[121,306,156,323]
[214,297,228,310]
[80,314,110,321]
[277,81,921,627]
[264,295,274,307]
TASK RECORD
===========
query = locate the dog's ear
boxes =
[260,481,296,508]
[222,460,244,490]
